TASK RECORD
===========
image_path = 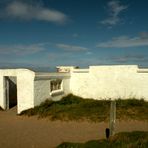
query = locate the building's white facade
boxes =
[0,65,148,114]
[0,69,35,114]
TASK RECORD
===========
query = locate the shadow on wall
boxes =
[5,77,17,109]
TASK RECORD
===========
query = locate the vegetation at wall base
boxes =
[21,94,148,121]
[57,131,148,148]
[116,99,148,120]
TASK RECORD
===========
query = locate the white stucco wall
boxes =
[0,69,35,114]
[0,76,5,109]
[62,78,71,95]
[50,78,71,101]
[17,69,35,114]
[1,65,148,114]
[34,79,51,106]
[34,77,71,104]
[70,65,148,100]
[0,69,18,110]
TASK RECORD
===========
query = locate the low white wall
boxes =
[1,65,148,114]
[70,65,148,100]
[34,77,71,104]
[34,80,51,106]
[62,78,71,95]
[50,78,71,101]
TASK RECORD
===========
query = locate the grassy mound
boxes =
[21,94,110,121]
[21,94,148,121]
[116,99,148,120]
[57,131,148,148]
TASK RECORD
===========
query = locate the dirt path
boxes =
[0,107,148,148]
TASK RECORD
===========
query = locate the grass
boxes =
[57,131,148,148]
[21,94,110,121]
[21,94,148,122]
[116,99,148,120]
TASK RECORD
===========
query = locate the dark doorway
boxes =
[5,76,17,109]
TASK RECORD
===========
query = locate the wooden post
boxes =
[109,100,116,136]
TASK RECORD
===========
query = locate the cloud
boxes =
[72,33,79,38]
[0,43,46,55]
[56,43,88,52]
[86,51,93,55]
[97,32,148,48]
[112,55,146,63]
[1,1,68,24]
[101,0,128,26]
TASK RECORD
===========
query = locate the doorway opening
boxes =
[4,76,17,110]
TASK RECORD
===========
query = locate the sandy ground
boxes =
[0,107,148,148]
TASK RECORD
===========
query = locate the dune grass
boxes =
[116,99,148,120]
[21,94,148,122]
[57,131,148,148]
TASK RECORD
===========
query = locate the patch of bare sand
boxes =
[0,109,148,148]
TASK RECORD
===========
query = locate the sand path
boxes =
[0,107,148,148]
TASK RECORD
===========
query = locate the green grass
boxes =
[57,131,148,148]
[21,94,148,121]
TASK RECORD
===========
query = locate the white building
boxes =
[0,65,148,114]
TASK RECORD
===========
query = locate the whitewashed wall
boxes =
[70,65,148,101]
[34,77,71,105]
[62,78,71,95]
[0,76,5,109]
[0,69,18,110]
[0,69,35,114]
[17,70,35,114]
[34,80,51,106]
[50,78,71,101]
[1,65,148,114]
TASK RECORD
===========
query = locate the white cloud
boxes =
[56,43,88,51]
[86,51,93,55]
[101,0,128,26]
[72,33,79,38]
[2,1,68,24]
[97,33,148,48]
[0,43,46,55]
[112,55,146,63]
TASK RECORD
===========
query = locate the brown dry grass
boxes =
[21,94,148,122]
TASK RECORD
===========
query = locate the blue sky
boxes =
[0,0,148,70]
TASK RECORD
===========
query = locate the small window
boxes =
[50,79,62,92]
